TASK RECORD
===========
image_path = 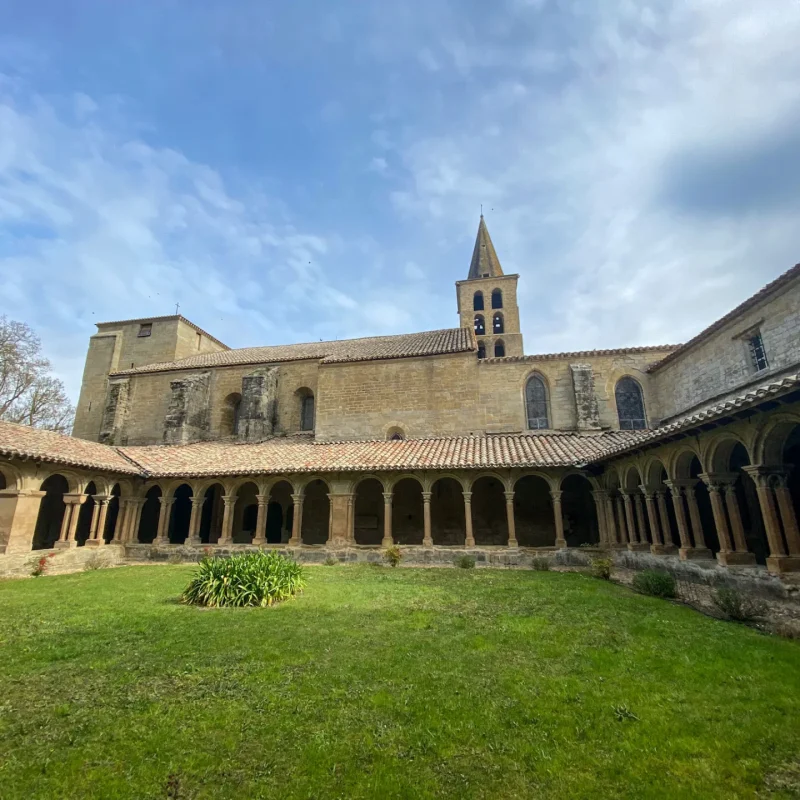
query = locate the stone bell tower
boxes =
[455,216,523,358]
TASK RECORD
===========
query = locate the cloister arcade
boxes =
[3,408,799,574]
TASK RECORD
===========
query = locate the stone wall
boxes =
[652,274,800,421]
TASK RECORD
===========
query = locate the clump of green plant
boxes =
[324,555,338,566]
[455,554,476,569]
[591,557,613,580]
[711,586,766,621]
[632,569,676,598]
[531,557,551,571]
[83,552,106,571]
[384,545,402,567]
[181,551,305,608]
[31,552,55,577]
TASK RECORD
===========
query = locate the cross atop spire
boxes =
[467,215,504,280]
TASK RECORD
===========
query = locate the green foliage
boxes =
[712,587,766,621]
[591,557,613,581]
[384,545,402,567]
[181,551,305,608]
[613,704,640,722]
[531,557,551,571]
[455,554,476,569]
[632,569,676,598]
[324,556,339,566]
[30,552,55,577]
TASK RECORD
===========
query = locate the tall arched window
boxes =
[491,289,502,309]
[525,374,549,429]
[474,315,485,335]
[222,392,242,436]
[494,340,505,358]
[493,313,504,334]
[300,392,315,431]
[473,292,484,311]
[615,377,647,430]
[477,340,486,359]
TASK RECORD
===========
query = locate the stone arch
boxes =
[473,291,484,311]
[752,413,800,466]
[138,485,162,544]
[75,481,97,547]
[296,387,315,432]
[513,474,554,547]
[561,474,598,546]
[168,483,193,544]
[430,476,465,545]
[669,446,703,481]
[386,427,406,441]
[301,478,330,545]
[491,288,503,309]
[704,433,752,475]
[103,483,122,544]
[267,480,294,543]
[0,461,22,491]
[32,473,69,550]
[198,482,225,544]
[471,475,508,545]
[353,477,384,545]
[222,392,242,437]
[615,376,647,430]
[687,454,720,555]
[392,477,424,545]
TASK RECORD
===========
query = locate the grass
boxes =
[1,566,799,799]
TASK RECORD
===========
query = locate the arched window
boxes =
[493,313,504,334]
[525,374,549,429]
[222,392,242,437]
[494,340,505,358]
[474,315,485,336]
[491,289,502,309]
[477,340,486,360]
[387,426,405,441]
[301,393,315,431]
[473,292,484,311]
[615,377,647,430]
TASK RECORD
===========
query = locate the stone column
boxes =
[382,492,393,547]
[88,498,102,544]
[744,467,799,574]
[505,491,518,547]
[289,493,303,546]
[699,473,754,566]
[622,492,639,549]
[591,490,607,545]
[127,498,146,543]
[643,493,663,552]
[604,494,619,546]
[665,482,693,556]
[55,495,81,548]
[683,483,711,555]
[187,496,204,545]
[347,493,355,543]
[551,489,566,548]
[253,494,268,545]
[463,490,475,547]
[86,496,111,546]
[327,493,352,548]
[111,499,130,544]
[631,493,650,551]
[723,484,748,553]
[654,491,676,553]
[0,489,47,555]
[614,495,628,545]
[773,479,800,556]
[155,497,175,544]
[422,491,433,547]
[217,495,236,546]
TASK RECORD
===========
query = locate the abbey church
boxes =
[1,219,799,576]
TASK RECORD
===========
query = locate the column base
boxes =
[381,538,394,549]
[251,537,266,547]
[554,538,567,549]
[716,550,757,567]
[766,555,800,574]
[650,543,678,555]
[507,539,519,549]
[53,540,76,549]
[216,538,233,547]
[186,536,202,546]
[465,538,476,548]
[84,538,105,547]
[679,547,713,561]
[627,542,651,552]
[423,539,433,548]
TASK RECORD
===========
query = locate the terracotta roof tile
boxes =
[481,345,679,365]
[111,328,476,375]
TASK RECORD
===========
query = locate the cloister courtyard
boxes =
[1,564,799,799]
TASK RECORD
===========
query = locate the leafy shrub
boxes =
[455,554,476,569]
[83,552,107,571]
[531,557,551,571]
[711,587,766,621]
[591,557,613,581]
[181,551,305,608]
[31,552,55,577]
[324,556,338,566]
[384,545,402,568]
[632,569,676,598]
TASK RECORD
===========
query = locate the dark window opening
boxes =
[491,289,502,309]
[477,341,486,359]
[616,377,646,430]
[525,374,549,429]
[493,313,504,334]
[137,323,152,338]
[473,292,484,311]
[494,341,505,358]
[301,394,315,431]
[474,315,485,336]
[748,332,768,372]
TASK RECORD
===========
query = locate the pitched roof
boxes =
[120,431,648,478]
[649,262,800,372]
[0,421,140,474]
[97,315,229,350]
[480,345,679,365]
[111,328,476,376]
[467,216,504,280]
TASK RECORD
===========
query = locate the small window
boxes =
[473,292,484,311]
[525,374,549,429]
[387,427,405,441]
[748,332,768,372]
[494,340,505,358]
[615,377,647,430]
[196,332,202,350]
[477,341,486,360]
[474,315,485,336]
[491,289,502,309]
[301,394,315,431]
[137,323,152,338]
[493,313,504,334]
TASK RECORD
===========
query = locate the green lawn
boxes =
[1,566,799,799]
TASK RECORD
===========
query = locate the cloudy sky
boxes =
[1,0,799,401]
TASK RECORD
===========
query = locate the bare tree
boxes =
[0,317,75,434]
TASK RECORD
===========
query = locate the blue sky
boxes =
[1,0,799,401]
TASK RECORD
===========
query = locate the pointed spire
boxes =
[467,215,504,280]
